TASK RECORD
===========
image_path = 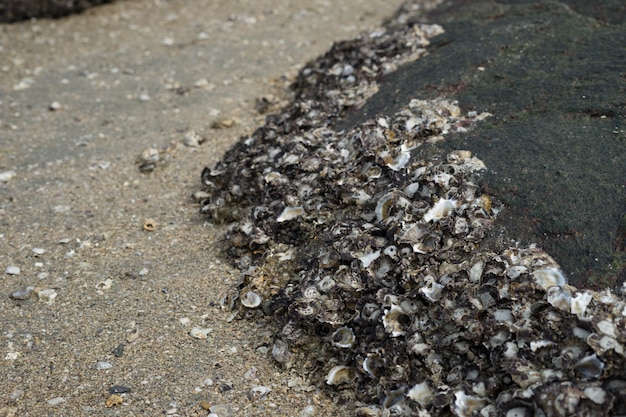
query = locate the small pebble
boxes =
[109,385,131,394]
[143,219,157,231]
[200,400,212,410]
[105,394,123,408]
[47,397,65,406]
[0,170,16,182]
[37,288,57,304]
[37,272,49,280]
[138,93,150,102]
[49,101,62,111]
[211,118,236,129]
[95,361,113,370]
[112,343,125,357]
[247,385,271,401]
[300,405,316,417]
[10,287,34,300]
[189,327,212,339]
[183,130,203,147]
[138,268,149,276]
[210,404,233,417]
[5,266,20,275]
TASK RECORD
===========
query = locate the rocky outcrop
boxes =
[341,0,626,288]
[0,0,113,23]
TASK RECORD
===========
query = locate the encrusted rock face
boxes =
[0,0,113,23]
[198,6,626,417]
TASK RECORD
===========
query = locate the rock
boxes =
[0,0,114,23]
[5,266,20,275]
[339,0,626,289]
[108,385,131,394]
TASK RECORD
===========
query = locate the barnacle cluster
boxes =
[197,19,626,417]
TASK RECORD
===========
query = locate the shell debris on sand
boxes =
[197,14,626,417]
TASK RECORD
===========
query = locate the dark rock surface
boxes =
[0,0,113,23]
[340,0,626,289]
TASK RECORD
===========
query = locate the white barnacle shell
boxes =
[546,286,572,312]
[468,261,484,283]
[386,151,411,171]
[276,206,305,222]
[419,280,444,302]
[358,251,380,268]
[595,319,617,339]
[325,365,356,385]
[375,192,395,222]
[383,305,410,337]
[583,386,607,405]
[574,353,604,380]
[407,381,434,407]
[571,291,593,317]
[331,326,355,348]
[423,198,456,223]
[432,172,454,188]
[362,352,386,379]
[240,290,262,308]
[532,267,567,290]
[452,391,487,417]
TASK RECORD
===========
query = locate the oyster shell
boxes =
[199,12,626,417]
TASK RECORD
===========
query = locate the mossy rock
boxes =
[339,0,625,288]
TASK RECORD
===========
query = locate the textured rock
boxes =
[340,0,626,289]
[0,0,113,23]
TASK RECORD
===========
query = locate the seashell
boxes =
[419,280,444,302]
[362,352,386,379]
[289,298,319,318]
[387,151,411,171]
[383,387,406,409]
[506,265,527,279]
[359,251,381,268]
[505,407,534,417]
[573,353,604,380]
[407,381,434,407]
[316,276,336,293]
[403,182,420,197]
[570,291,593,317]
[468,260,484,283]
[277,206,305,222]
[432,172,454,188]
[325,365,357,385]
[240,290,262,308]
[271,339,292,367]
[587,333,624,356]
[302,286,321,299]
[383,305,411,337]
[532,267,567,290]
[546,286,571,312]
[375,192,395,223]
[452,391,487,417]
[493,309,513,323]
[423,199,456,223]
[453,217,469,235]
[383,245,398,259]
[583,386,607,405]
[189,327,212,339]
[595,319,617,339]
[355,406,382,417]
[331,326,355,348]
[530,340,555,352]
[361,302,382,322]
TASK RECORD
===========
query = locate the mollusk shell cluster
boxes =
[198,19,626,417]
